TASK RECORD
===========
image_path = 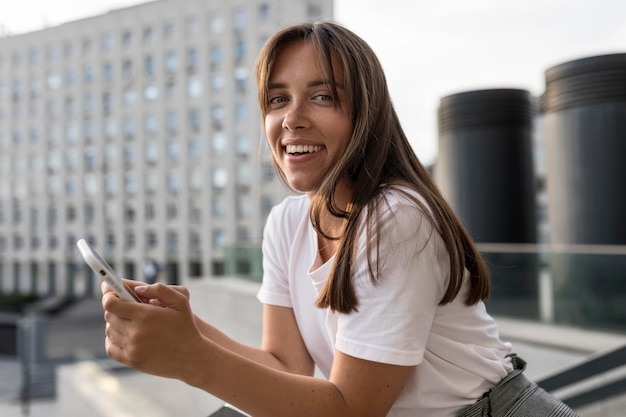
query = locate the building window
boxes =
[164,22,175,40]
[188,108,200,131]
[234,39,245,61]
[102,34,115,52]
[187,76,202,98]
[258,3,271,21]
[103,62,114,82]
[210,12,223,33]
[167,172,179,193]
[122,59,133,80]
[143,26,153,43]
[187,48,198,72]
[235,101,247,122]
[166,140,179,162]
[234,67,248,93]
[165,50,177,72]
[144,112,157,134]
[144,83,159,101]
[236,133,249,156]
[212,132,226,155]
[145,140,158,163]
[166,110,178,133]
[144,54,154,75]
[233,9,246,30]
[125,173,137,195]
[209,46,222,67]
[84,173,99,196]
[122,30,133,47]
[212,167,228,189]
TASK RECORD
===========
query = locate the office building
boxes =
[0,0,333,296]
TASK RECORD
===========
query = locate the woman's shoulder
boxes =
[267,194,310,224]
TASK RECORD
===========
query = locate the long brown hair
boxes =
[256,22,490,314]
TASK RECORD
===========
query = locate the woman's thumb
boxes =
[135,283,184,309]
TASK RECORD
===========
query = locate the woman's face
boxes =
[264,40,353,195]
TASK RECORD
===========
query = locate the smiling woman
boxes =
[101,21,579,417]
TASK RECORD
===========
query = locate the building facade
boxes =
[0,0,333,296]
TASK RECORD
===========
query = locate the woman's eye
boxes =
[269,96,287,105]
[314,94,333,101]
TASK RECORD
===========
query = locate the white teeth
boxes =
[285,145,322,154]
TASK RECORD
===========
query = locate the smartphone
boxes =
[76,239,143,303]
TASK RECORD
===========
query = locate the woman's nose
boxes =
[281,105,308,131]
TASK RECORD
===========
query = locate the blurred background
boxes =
[0,1,625,416]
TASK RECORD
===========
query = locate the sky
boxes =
[1,0,626,165]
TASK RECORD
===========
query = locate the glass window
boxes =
[29,48,41,65]
[211,104,224,127]
[123,59,133,79]
[64,42,74,58]
[143,26,153,43]
[122,30,133,47]
[145,140,158,163]
[102,92,112,113]
[166,110,178,132]
[124,144,136,165]
[144,112,157,134]
[123,88,137,105]
[189,138,201,158]
[103,62,114,82]
[258,3,271,21]
[144,84,159,101]
[235,101,247,122]
[104,117,116,139]
[84,173,99,196]
[167,171,179,193]
[84,65,96,83]
[185,16,198,37]
[84,119,94,142]
[236,133,249,156]
[47,72,61,90]
[209,46,222,67]
[165,50,177,72]
[187,48,198,71]
[83,38,93,54]
[144,55,154,75]
[166,140,180,162]
[123,115,135,137]
[187,76,202,98]
[145,168,158,193]
[46,44,59,62]
[66,121,79,143]
[65,68,76,86]
[66,147,79,170]
[105,143,116,166]
[233,9,246,30]
[66,178,78,195]
[102,33,115,52]
[212,167,227,188]
[211,73,224,92]
[84,92,94,114]
[213,229,225,248]
[212,132,226,154]
[105,174,117,196]
[210,12,223,33]
[84,146,97,169]
[234,39,245,61]
[164,22,175,40]
[189,166,202,190]
[237,164,250,186]
[188,108,200,130]
[125,173,137,195]
[234,67,248,93]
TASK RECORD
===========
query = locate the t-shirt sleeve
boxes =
[257,202,293,308]
[335,198,449,367]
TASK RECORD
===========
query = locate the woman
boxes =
[102,22,578,416]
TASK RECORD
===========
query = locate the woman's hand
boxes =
[102,282,207,381]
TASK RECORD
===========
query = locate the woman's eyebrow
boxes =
[267,79,338,90]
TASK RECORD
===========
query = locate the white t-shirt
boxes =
[257,187,513,417]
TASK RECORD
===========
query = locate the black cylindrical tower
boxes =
[436,89,539,319]
[542,53,626,245]
[541,53,626,330]
[436,88,537,243]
